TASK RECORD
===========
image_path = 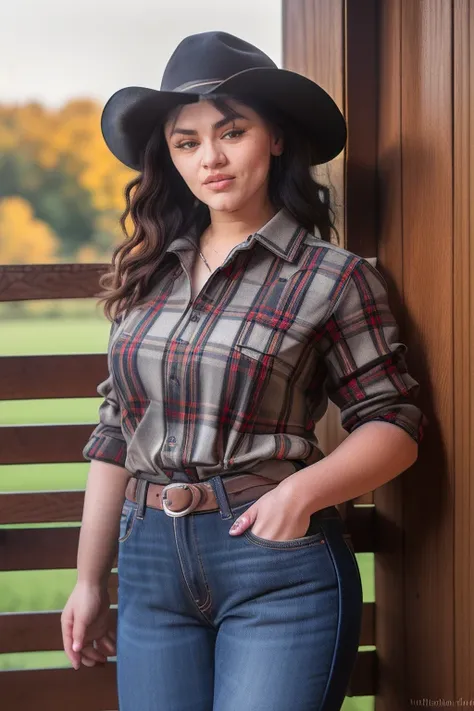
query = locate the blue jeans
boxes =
[116,476,363,710]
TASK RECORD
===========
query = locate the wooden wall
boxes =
[283,0,474,708]
[377,0,474,706]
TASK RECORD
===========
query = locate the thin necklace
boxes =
[198,229,253,272]
[197,248,212,272]
[197,237,227,273]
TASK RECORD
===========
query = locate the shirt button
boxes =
[190,313,200,322]
[167,436,177,447]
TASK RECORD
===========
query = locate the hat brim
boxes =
[101,66,347,171]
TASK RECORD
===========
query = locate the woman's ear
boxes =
[272,131,284,156]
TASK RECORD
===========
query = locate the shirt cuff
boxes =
[349,409,427,445]
[82,433,127,468]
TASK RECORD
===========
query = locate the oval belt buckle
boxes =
[161,483,202,517]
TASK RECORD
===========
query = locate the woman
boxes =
[61,31,427,710]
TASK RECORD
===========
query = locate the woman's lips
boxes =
[204,178,234,190]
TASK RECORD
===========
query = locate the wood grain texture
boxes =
[0,354,107,399]
[349,0,465,705]
[0,491,86,524]
[282,0,345,241]
[0,423,98,464]
[0,263,108,301]
[0,607,118,653]
[0,527,120,576]
[345,0,378,258]
[0,665,118,711]
[400,0,454,700]
[453,0,474,698]
[374,3,407,709]
[1,527,83,570]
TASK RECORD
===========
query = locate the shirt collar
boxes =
[164,207,310,264]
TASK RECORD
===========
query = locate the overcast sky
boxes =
[2,0,282,108]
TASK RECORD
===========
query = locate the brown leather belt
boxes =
[125,473,281,517]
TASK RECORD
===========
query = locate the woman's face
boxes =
[163,98,283,213]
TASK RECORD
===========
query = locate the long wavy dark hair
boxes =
[96,92,340,322]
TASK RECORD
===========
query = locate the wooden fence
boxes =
[0,263,376,708]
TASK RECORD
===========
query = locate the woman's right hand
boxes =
[61,581,116,670]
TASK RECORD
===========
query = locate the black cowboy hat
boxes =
[101,30,347,171]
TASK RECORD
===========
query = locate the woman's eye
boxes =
[176,141,197,150]
[174,129,245,150]
[224,129,245,140]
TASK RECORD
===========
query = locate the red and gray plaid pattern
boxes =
[83,207,427,484]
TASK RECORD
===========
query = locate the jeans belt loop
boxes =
[135,478,149,520]
[208,475,233,521]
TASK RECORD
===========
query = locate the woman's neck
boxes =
[203,203,279,249]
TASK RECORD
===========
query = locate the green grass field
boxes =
[0,314,374,710]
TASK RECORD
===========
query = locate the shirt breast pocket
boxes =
[235,318,304,377]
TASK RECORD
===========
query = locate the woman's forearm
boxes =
[77,460,132,588]
[282,421,419,517]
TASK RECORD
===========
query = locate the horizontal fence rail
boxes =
[0,263,109,301]
[0,423,97,464]
[0,354,107,399]
[1,665,119,711]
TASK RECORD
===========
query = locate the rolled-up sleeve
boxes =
[318,258,428,444]
[82,319,128,467]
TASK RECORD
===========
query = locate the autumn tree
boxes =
[0,100,135,262]
[0,196,60,264]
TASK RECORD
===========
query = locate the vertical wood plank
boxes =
[374,2,407,708]
[345,0,378,258]
[400,0,454,700]
[453,0,473,697]
[468,4,474,698]
[282,0,346,241]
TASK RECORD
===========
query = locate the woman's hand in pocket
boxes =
[61,581,116,670]
[228,482,312,542]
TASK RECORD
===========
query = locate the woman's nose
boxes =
[201,141,226,168]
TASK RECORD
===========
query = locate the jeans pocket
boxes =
[243,512,325,550]
[118,499,138,543]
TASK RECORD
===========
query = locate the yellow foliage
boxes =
[0,100,147,265]
[0,196,59,264]
[0,99,136,214]
[96,211,123,237]
[75,244,107,263]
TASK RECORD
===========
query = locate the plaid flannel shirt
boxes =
[82,207,427,484]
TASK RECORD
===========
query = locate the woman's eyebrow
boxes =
[170,113,247,137]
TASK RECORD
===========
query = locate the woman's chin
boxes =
[204,196,244,212]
